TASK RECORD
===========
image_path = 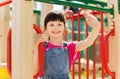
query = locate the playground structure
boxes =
[0,0,120,79]
[65,9,116,79]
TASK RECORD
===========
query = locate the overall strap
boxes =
[63,42,67,47]
[44,41,48,48]
[63,42,68,49]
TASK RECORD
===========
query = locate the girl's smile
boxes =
[52,31,61,34]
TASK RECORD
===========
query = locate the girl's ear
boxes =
[43,26,46,32]
[63,26,67,40]
[64,25,67,33]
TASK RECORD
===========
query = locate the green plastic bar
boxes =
[119,0,120,14]
[34,10,41,15]
[34,0,113,15]
[74,0,107,7]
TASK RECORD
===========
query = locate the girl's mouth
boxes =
[52,31,60,34]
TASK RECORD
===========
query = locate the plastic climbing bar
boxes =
[33,24,45,79]
[86,21,89,79]
[0,0,114,15]
[35,0,114,15]
[99,12,106,79]
[7,28,12,76]
[65,9,116,79]
[0,0,12,7]
[66,10,75,79]
[118,0,120,14]
[74,0,107,7]
[7,24,44,79]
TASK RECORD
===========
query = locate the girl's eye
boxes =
[49,24,54,26]
[58,23,62,26]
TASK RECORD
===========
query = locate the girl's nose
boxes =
[53,25,58,29]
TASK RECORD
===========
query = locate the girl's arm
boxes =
[75,11,100,52]
[33,45,39,75]
[33,34,45,74]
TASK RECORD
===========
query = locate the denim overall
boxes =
[41,42,70,79]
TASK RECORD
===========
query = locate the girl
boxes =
[34,10,100,79]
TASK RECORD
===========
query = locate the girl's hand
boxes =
[35,34,45,46]
[82,10,100,29]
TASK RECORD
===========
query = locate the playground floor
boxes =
[0,67,109,79]
[0,67,11,79]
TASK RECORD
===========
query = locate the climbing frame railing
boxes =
[74,0,107,7]
[65,9,115,79]
[1,0,116,20]
[118,0,120,14]
[35,0,114,15]
[0,0,115,15]
[0,0,12,7]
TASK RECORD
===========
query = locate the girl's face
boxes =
[46,21,65,40]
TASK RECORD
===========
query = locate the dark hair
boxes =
[44,11,66,30]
